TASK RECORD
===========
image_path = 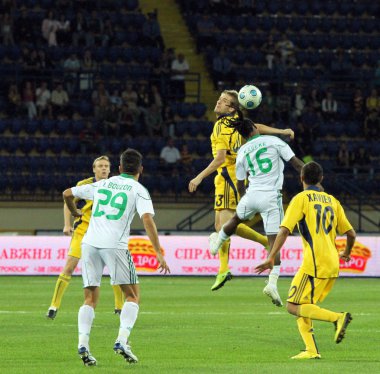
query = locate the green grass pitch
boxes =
[0,276,379,373]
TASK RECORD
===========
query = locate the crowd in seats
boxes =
[178,0,380,199]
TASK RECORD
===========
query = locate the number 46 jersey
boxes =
[236,135,295,192]
[71,173,154,249]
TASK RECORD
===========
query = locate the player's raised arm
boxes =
[141,213,170,274]
[63,188,83,218]
[256,123,295,140]
[289,156,304,173]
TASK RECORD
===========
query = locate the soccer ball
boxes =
[238,85,262,110]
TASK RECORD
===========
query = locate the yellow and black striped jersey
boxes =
[211,113,243,170]
[73,177,95,232]
[281,186,353,278]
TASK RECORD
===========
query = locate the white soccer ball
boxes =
[238,85,262,110]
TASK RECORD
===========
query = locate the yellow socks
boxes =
[299,304,340,322]
[112,285,124,310]
[50,273,71,309]
[236,224,268,247]
[218,239,231,274]
[297,317,319,354]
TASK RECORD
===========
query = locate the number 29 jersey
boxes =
[281,187,353,278]
[71,173,154,249]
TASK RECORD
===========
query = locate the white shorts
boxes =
[81,243,139,287]
[236,190,283,235]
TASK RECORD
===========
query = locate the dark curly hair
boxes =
[222,108,257,139]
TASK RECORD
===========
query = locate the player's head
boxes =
[214,90,239,116]
[224,114,259,140]
[92,155,111,181]
[120,148,143,177]
[301,161,323,185]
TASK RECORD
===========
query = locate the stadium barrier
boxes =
[0,235,377,277]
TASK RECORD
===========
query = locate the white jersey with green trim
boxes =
[235,135,295,192]
[71,173,154,249]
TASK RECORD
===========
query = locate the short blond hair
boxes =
[93,155,111,168]
[222,90,239,109]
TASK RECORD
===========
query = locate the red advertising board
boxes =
[0,236,378,276]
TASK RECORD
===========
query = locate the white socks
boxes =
[78,304,95,349]
[117,302,140,345]
[218,227,230,243]
[268,265,280,286]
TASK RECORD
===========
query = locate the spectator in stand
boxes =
[86,10,103,47]
[170,53,189,101]
[92,82,109,121]
[136,84,151,122]
[307,88,322,114]
[275,34,296,67]
[119,103,136,138]
[321,91,338,120]
[150,84,163,111]
[352,88,365,120]
[7,83,22,116]
[212,48,234,90]
[336,142,352,172]
[51,82,69,118]
[180,143,193,173]
[42,10,67,47]
[63,53,81,95]
[79,120,100,154]
[109,89,123,108]
[22,81,37,120]
[1,12,14,45]
[37,49,55,71]
[121,83,139,118]
[14,7,34,44]
[195,14,215,52]
[72,12,91,47]
[35,81,52,118]
[363,111,379,139]
[160,137,181,175]
[262,35,277,70]
[291,85,306,120]
[103,103,120,136]
[163,105,176,138]
[144,103,165,137]
[293,121,313,158]
[23,48,40,76]
[56,14,71,46]
[101,17,115,47]
[79,49,97,91]
[352,146,373,180]
[365,88,380,115]
[143,11,164,50]
[330,49,352,77]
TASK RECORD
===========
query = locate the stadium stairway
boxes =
[139,0,217,119]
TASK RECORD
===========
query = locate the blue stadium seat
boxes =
[175,121,189,137]
[10,118,24,134]
[20,137,35,154]
[56,119,71,135]
[40,119,56,135]
[192,103,207,119]
[0,119,8,134]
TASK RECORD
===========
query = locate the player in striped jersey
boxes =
[46,156,124,319]
[256,161,355,359]
[189,90,295,293]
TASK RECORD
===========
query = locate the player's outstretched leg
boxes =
[263,280,283,307]
[46,307,58,319]
[334,312,352,343]
[78,346,97,366]
[114,341,138,363]
[211,270,233,291]
[291,351,321,360]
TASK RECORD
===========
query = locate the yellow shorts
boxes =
[287,270,337,305]
[67,230,85,259]
[214,166,238,210]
